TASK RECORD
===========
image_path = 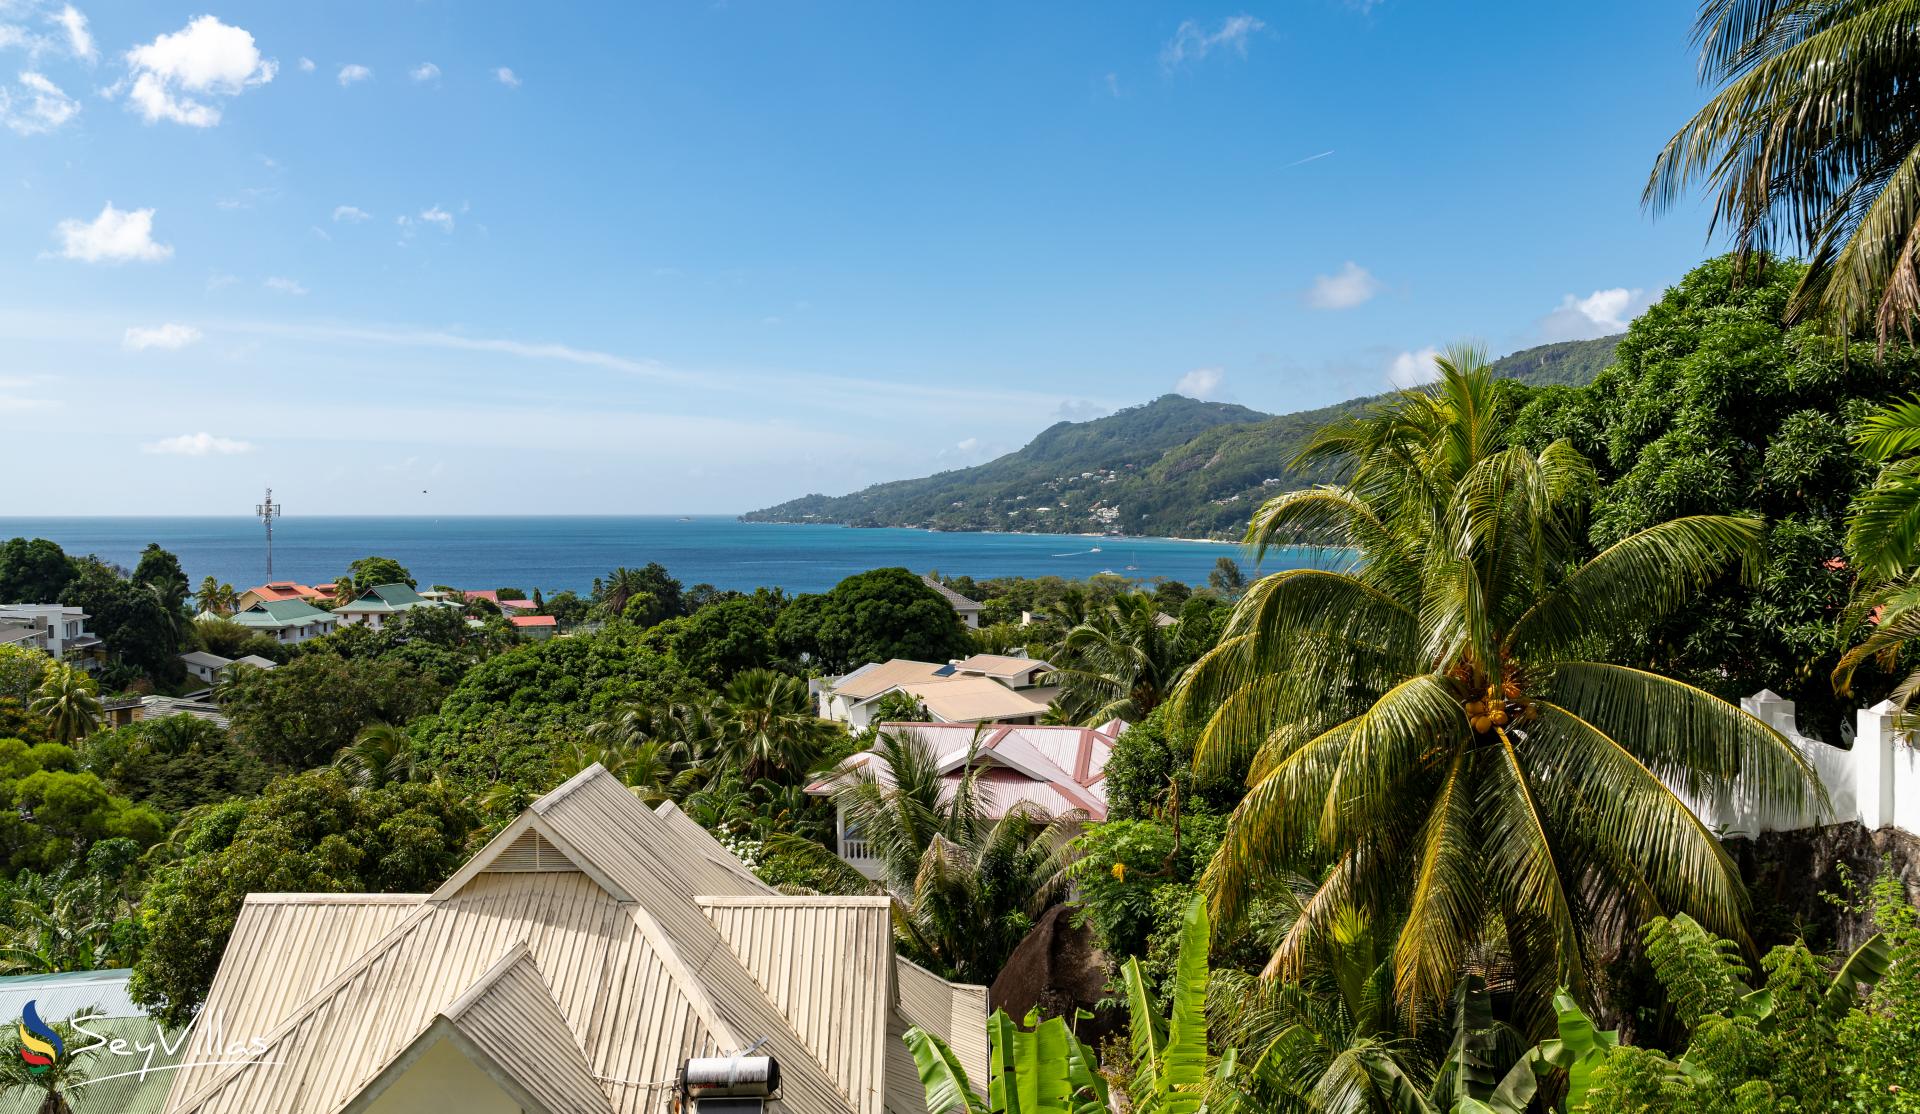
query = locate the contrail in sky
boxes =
[1284,149,1335,168]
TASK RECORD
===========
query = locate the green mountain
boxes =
[744,335,1620,539]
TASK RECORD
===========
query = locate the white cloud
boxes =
[332,204,370,223]
[1307,261,1380,310]
[123,322,201,350]
[1175,367,1226,400]
[1161,15,1264,69]
[54,4,90,61]
[0,70,77,133]
[337,63,371,86]
[1539,287,1650,341]
[122,15,274,127]
[264,276,307,295]
[493,66,519,87]
[419,205,453,232]
[296,56,314,73]
[409,61,439,82]
[53,202,171,262]
[1388,346,1442,389]
[142,432,254,456]
[956,437,979,453]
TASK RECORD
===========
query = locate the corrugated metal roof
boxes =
[163,766,986,1114]
[0,968,143,1020]
[831,659,946,701]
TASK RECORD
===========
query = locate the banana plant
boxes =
[902,1007,1108,1114]
[1121,893,1238,1114]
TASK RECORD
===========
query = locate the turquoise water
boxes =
[0,516,1324,595]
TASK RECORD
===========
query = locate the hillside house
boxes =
[226,598,339,645]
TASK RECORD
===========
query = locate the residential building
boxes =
[332,583,457,630]
[0,603,103,665]
[227,598,340,645]
[0,616,47,653]
[0,969,182,1114]
[921,574,985,628]
[816,656,1055,728]
[179,650,279,685]
[158,764,988,1114]
[509,613,558,639]
[234,582,329,611]
[809,720,1126,879]
[457,588,540,614]
[101,694,229,729]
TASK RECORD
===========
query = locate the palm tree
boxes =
[711,669,840,784]
[600,566,646,618]
[1174,348,1818,1026]
[782,727,1079,983]
[333,723,417,789]
[1646,0,1920,341]
[1834,396,1920,705]
[1046,591,1186,724]
[195,576,236,616]
[28,666,99,745]
[0,1014,90,1114]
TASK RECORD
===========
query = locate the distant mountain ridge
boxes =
[744,335,1620,539]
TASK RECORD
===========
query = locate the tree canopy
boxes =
[774,567,971,673]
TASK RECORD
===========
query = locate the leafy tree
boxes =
[223,653,445,769]
[28,664,98,745]
[0,538,75,604]
[0,837,145,976]
[599,563,683,625]
[1515,256,1920,732]
[60,558,184,684]
[1178,350,1816,1025]
[1207,556,1246,597]
[129,768,480,1024]
[667,596,777,679]
[131,543,189,616]
[341,555,415,592]
[0,739,164,873]
[193,617,254,658]
[0,644,53,702]
[542,589,588,624]
[80,714,268,814]
[1647,0,1920,340]
[775,567,972,674]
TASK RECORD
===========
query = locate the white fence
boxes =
[1680,691,1920,839]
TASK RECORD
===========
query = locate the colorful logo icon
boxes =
[17,1001,62,1075]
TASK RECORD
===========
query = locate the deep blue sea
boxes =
[0,517,1325,595]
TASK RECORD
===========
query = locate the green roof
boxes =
[230,599,333,627]
[340,583,446,612]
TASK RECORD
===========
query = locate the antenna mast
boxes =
[254,487,281,580]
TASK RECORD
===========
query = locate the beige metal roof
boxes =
[899,675,1050,723]
[165,766,986,1114]
[950,654,1053,679]
[831,659,946,701]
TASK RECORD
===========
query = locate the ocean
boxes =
[0,516,1327,596]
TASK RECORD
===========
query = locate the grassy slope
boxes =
[745,336,1620,538]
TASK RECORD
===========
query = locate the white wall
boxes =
[1679,691,1917,839]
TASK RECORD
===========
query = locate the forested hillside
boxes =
[745,335,1620,537]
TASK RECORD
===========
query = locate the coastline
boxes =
[736,517,1246,547]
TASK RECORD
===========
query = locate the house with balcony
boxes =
[157,764,987,1114]
[0,603,104,667]
[227,598,339,645]
[808,720,1126,879]
[0,616,48,653]
[332,583,458,630]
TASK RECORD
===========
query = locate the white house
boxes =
[0,616,48,653]
[921,575,985,628]
[179,651,279,685]
[814,657,1056,729]
[226,599,339,645]
[0,603,103,666]
[332,583,458,630]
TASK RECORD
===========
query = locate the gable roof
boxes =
[337,583,436,612]
[920,575,983,612]
[892,675,1050,724]
[809,721,1124,821]
[830,658,947,701]
[240,582,325,603]
[949,653,1053,679]
[510,614,557,627]
[231,598,334,626]
[164,766,982,1114]
[179,650,233,669]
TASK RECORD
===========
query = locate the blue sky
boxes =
[4,0,1724,514]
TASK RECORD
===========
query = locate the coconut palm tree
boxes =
[1833,396,1920,704]
[1174,348,1818,1028]
[711,669,840,784]
[1646,0,1920,340]
[599,566,646,618]
[195,576,237,616]
[780,727,1079,983]
[1045,591,1186,725]
[28,666,99,745]
[0,1014,90,1114]
[333,723,417,789]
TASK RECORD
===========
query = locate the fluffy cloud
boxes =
[332,204,370,223]
[1175,366,1226,400]
[264,276,307,295]
[419,205,454,232]
[1388,346,1442,389]
[409,62,439,82]
[123,323,201,350]
[54,5,90,61]
[337,63,371,86]
[123,15,274,127]
[1307,261,1381,310]
[143,432,254,456]
[1539,287,1651,341]
[493,66,520,88]
[1161,15,1264,69]
[0,70,77,134]
[54,202,171,262]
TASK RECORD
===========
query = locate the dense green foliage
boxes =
[746,341,1617,538]
[1516,256,1920,732]
[773,566,972,673]
[223,652,446,770]
[0,738,163,874]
